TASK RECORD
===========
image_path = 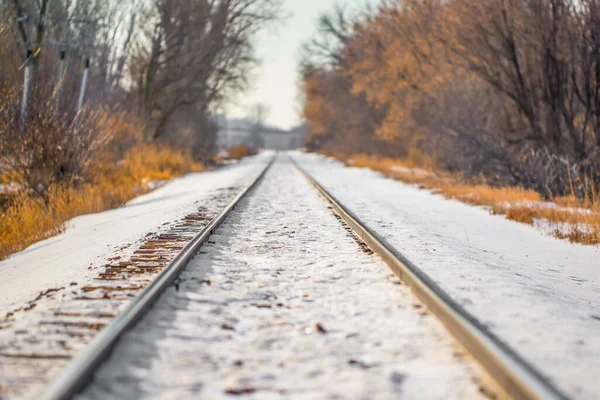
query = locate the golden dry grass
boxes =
[227,145,252,160]
[0,144,204,260]
[332,152,600,245]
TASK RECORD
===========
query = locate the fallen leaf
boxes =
[315,323,327,334]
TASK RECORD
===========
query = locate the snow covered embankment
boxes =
[294,151,600,400]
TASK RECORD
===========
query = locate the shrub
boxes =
[0,141,204,261]
[228,145,251,160]
[0,87,111,199]
[0,88,205,260]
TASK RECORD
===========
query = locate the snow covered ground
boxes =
[0,153,272,316]
[80,155,490,400]
[293,151,600,399]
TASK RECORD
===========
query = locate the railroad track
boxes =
[34,155,566,400]
[36,158,274,400]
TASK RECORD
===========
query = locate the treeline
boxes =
[0,0,280,259]
[301,0,600,199]
[0,0,280,197]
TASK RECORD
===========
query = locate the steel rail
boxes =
[293,159,569,400]
[39,157,274,400]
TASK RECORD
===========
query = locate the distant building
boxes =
[215,116,253,148]
[216,116,307,150]
[263,123,307,150]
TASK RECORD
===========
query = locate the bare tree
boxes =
[130,0,281,160]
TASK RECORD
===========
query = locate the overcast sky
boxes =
[225,0,347,130]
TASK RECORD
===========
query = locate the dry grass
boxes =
[504,205,600,244]
[331,152,600,245]
[0,144,204,260]
[227,145,254,160]
[554,227,600,245]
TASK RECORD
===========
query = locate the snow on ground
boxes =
[0,182,20,193]
[293,151,600,399]
[79,155,489,400]
[0,152,272,316]
[390,165,436,178]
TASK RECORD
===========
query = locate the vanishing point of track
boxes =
[39,155,568,400]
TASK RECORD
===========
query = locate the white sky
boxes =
[226,0,348,130]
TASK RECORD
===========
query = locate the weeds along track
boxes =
[0,158,274,400]
[292,159,568,400]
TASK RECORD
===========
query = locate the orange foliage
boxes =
[302,0,600,204]
[347,1,452,141]
[228,145,252,160]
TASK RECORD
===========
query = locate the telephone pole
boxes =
[77,56,90,114]
[13,0,50,130]
[48,16,105,118]
[14,2,33,131]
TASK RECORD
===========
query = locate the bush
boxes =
[0,141,204,261]
[0,87,111,199]
[227,145,253,160]
[0,86,205,260]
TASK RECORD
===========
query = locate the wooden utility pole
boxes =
[54,13,69,116]
[77,56,90,114]
[21,48,33,131]
[13,0,50,130]
[13,0,32,131]
[49,15,106,118]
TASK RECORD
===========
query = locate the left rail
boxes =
[38,157,274,400]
